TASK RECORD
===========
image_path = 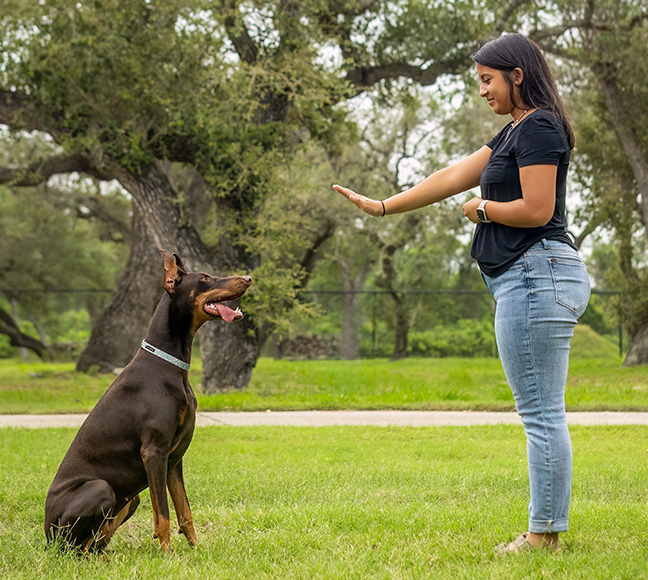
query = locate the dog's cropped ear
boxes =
[173,253,188,275]
[160,249,185,294]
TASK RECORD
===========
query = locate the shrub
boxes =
[408,319,496,358]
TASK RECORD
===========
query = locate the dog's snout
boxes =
[242,276,252,284]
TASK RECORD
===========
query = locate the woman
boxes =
[333,33,590,553]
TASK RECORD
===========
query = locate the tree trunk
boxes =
[390,294,409,360]
[198,315,261,392]
[340,290,362,360]
[79,161,262,391]
[595,66,648,366]
[595,69,648,237]
[76,203,161,372]
[375,239,412,361]
[338,260,371,360]
[623,323,648,367]
[10,299,29,361]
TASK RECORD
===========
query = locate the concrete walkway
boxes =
[1,410,648,429]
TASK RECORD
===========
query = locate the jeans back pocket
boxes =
[548,256,591,317]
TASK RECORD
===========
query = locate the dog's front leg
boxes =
[168,460,198,546]
[141,445,172,552]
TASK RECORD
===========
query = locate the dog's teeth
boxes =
[235,307,242,314]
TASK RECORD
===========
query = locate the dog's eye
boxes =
[201,274,210,282]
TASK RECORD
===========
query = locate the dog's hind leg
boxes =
[46,479,116,551]
[93,494,141,552]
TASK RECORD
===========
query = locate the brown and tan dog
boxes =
[45,250,251,552]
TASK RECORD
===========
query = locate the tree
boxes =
[0,0,529,387]
[529,0,648,364]
[0,176,127,357]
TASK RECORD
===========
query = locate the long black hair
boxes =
[471,33,575,149]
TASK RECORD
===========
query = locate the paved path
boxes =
[1,410,648,429]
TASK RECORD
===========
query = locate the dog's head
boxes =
[160,249,251,330]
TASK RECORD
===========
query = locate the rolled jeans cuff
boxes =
[529,518,569,534]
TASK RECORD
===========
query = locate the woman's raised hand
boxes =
[332,184,385,217]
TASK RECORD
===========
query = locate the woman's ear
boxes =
[511,67,525,86]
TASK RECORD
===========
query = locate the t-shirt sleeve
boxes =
[515,115,567,167]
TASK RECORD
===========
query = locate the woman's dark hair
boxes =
[471,33,575,149]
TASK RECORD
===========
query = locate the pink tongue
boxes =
[214,303,238,322]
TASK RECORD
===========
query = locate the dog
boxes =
[44,249,251,552]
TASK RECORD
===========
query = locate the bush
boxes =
[408,319,496,358]
[0,334,13,359]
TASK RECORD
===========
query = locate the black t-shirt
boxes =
[471,109,576,277]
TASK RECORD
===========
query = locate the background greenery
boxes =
[2,1,647,378]
[1,330,645,415]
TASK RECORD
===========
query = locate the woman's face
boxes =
[476,64,520,116]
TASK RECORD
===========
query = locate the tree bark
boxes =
[0,306,47,359]
[593,66,648,367]
[84,163,260,393]
[623,324,648,367]
[340,289,362,360]
[594,67,648,238]
[338,260,371,360]
[198,315,261,391]
[390,294,409,361]
[76,203,161,372]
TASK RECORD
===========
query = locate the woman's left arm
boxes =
[463,164,557,227]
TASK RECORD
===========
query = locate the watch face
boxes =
[477,209,486,221]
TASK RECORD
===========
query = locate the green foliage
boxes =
[4,1,219,166]
[408,319,496,358]
[557,3,648,345]
[0,334,13,359]
[0,183,126,348]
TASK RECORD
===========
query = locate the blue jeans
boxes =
[481,239,590,533]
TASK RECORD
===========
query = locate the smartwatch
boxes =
[476,199,491,223]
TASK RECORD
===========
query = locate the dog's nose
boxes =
[242,276,252,284]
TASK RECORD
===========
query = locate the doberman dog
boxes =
[44,250,251,552]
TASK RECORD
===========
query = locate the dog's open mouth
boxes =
[204,301,243,322]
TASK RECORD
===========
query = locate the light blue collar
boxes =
[141,340,191,371]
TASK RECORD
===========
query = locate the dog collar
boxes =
[140,340,191,371]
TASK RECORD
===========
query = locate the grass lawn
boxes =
[1,355,648,414]
[1,425,647,579]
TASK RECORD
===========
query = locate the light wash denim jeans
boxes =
[481,239,590,533]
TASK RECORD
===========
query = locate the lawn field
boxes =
[1,425,646,579]
[1,355,647,414]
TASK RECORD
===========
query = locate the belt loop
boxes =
[541,238,549,250]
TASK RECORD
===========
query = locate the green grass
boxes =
[1,355,648,414]
[1,425,646,579]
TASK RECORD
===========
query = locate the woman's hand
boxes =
[332,184,385,217]
[462,196,482,223]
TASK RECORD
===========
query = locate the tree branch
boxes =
[346,54,468,93]
[223,0,259,64]
[531,11,648,44]
[0,89,57,135]
[297,218,336,290]
[0,153,113,186]
[493,0,530,36]
[0,307,47,358]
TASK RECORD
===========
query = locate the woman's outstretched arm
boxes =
[333,146,491,217]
